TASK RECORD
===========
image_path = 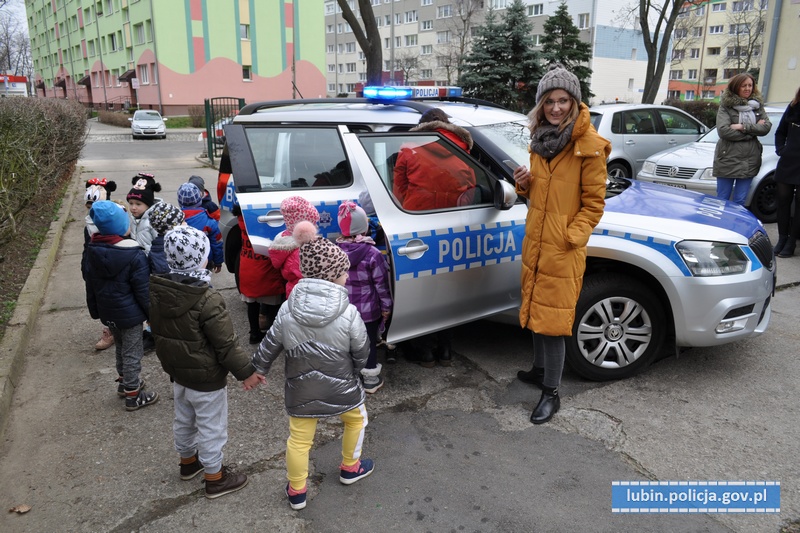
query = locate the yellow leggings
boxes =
[286,405,368,491]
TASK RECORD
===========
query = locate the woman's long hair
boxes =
[527,90,580,135]
[792,85,800,107]
[727,73,761,100]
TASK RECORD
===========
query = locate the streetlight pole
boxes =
[390,1,395,85]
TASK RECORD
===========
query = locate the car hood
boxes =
[605,179,763,241]
[647,142,715,165]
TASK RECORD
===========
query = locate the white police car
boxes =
[215,86,774,381]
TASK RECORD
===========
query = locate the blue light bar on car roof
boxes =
[362,86,463,101]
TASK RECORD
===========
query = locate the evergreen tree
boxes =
[460,1,541,112]
[540,2,594,103]
[459,9,514,108]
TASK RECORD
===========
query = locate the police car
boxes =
[215,86,775,381]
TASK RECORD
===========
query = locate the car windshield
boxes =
[473,120,530,166]
[698,111,782,146]
[135,111,162,120]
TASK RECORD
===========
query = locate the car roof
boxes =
[232,99,527,128]
[589,103,685,114]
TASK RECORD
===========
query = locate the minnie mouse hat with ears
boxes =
[127,172,162,207]
[84,178,117,206]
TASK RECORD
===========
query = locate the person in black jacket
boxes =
[83,201,158,411]
[151,226,263,499]
[773,85,800,258]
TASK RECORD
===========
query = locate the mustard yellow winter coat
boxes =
[516,104,610,336]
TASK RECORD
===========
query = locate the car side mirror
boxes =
[128,117,132,122]
[163,117,168,121]
[494,179,518,211]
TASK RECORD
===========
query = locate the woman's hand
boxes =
[513,166,530,189]
[730,123,744,131]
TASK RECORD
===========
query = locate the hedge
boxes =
[0,98,87,246]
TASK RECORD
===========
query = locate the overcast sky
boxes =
[3,0,28,33]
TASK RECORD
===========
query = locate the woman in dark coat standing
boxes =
[772,85,800,258]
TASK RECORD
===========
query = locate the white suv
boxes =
[215,89,774,381]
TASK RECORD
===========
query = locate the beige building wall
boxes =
[760,0,800,103]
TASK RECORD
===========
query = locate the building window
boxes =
[421,44,433,55]
[669,69,683,80]
[729,24,749,34]
[327,44,335,53]
[105,0,113,15]
[437,4,452,18]
[532,34,541,46]
[708,47,721,55]
[628,78,634,90]
[422,0,433,5]
[338,43,344,54]
[346,83,356,93]
[346,42,356,52]
[109,33,118,51]
[688,69,698,79]
[578,13,589,29]
[134,23,144,44]
[490,0,508,8]
[528,4,544,16]
[243,66,252,80]
[712,3,726,11]
[328,83,336,92]
[732,1,753,11]
[709,25,723,34]
[395,36,401,48]
[385,15,391,25]
[328,64,336,72]
[693,26,703,37]
[672,49,685,60]
[674,28,688,38]
[677,7,689,17]
[138,63,149,84]
[384,60,392,70]
[384,37,390,49]
[151,63,158,84]
[405,34,418,46]
[704,69,717,83]
[727,46,746,57]
[436,30,451,43]
[724,68,743,78]
[690,48,700,58]
[421,20,433,30]
[685,90,695,100]
[239,24,250,40]
[702,90,715,98]
[327,24,334,33]
[421,69,432,78]
[668,90,681,100]
[346,62,357,72]
[405,10,418,23]
[694,5,706,15]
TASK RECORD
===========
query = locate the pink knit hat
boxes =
[337,201,368,237]
[280,196,320,232]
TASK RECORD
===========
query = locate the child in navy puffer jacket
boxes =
[178,182,224,273]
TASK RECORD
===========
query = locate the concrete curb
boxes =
[0,168,80,441]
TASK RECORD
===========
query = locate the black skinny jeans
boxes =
[775,182,800,238]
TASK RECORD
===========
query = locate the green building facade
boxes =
[25,0,326,114]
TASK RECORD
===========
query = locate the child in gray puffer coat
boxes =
[248,220,374,511]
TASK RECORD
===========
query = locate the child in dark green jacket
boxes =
[150,226,263,499]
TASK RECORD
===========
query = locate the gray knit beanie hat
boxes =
[536,63,581,104]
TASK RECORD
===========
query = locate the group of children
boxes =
[82,176,390,507]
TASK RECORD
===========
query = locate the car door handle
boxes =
[668,139,678,145]
[397,239,429,258]
[625,140,635,145]
[257,213,284,224]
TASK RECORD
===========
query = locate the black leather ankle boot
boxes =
[530,386,560,425]
[517,366,544,387]
[773,235,788,255]
[778,237,796,258]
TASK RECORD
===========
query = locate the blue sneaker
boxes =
[339,458,375,485]
[285,483,307,510]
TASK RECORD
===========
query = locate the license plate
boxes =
[654,181,686,189]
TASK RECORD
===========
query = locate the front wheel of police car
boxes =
[567,273,666,381]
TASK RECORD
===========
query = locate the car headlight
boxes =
[676,241,748,276]
[699,168,715,180]
[642,161,656,175]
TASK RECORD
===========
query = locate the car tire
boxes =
[606,162,630,179]
[566,273,666,381]
[748,175,777,223]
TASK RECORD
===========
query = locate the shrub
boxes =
[98,110,131,127]
[0,98,87,245]
[188,105,204,127]
[664,99,719,128]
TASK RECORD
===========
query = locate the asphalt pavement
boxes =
[0,122,797,532]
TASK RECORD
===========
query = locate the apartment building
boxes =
[666,0,769,102]
[25,0,326,114]
[324,0,668,104]
[760,0,800,102]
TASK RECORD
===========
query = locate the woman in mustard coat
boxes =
[512,64,610,424]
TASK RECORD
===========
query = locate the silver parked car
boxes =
[129,109,167,140]
[636,107,783,223]
[590,103,709,179]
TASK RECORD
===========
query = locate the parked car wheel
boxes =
[748,175,777,223]
[607,161,630,179]
[567,273,666,381]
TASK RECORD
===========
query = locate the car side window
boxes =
[658,110,702,135]
[243,127,351,190]
[624,110,658,134]
[357,133,494,212]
